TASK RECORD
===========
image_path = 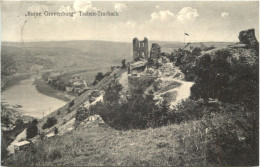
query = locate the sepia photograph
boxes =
[1,0,259,166]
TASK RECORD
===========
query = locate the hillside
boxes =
[2,41,133,72]
[2,29,258,166]
[2,40,233,74]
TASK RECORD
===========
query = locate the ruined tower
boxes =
[150,43,161,59]
[133,37,149,61]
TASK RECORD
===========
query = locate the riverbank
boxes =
[33,78,75,102]
[1,73,31,91]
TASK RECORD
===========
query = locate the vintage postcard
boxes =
[1,1,259,166]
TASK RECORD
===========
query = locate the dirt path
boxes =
[160,77,194,107]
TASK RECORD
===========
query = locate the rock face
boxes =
[238,29,259,48]
[79,115,106,128]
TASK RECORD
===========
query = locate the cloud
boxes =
[156,5,160,8]
[151,10,174,21]
[73,1,97,12]
[221,12,229,17]
[28,5,48,13]
[177,7,199,21]
[58,5,73,13]
[114,3,127,13]
[126,20,136,28]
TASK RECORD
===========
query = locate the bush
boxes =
[75,107,93,127]
[169,100,203,124]
[15,119,24,126]
[54,127,58,134]
[204,45,216,51]
[1,55,17,76]
[93,72,105,85]
[121,59,127,68]
[68,100,74,108]
[89,80,170,130]
[204,105,258,165]
[26,119,38,139]
[49,150,62,160]
[42,117,57,130]
[104,71,111,77]
[2,116,11,125]
[192,47,202,56]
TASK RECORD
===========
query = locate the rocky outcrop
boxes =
[200,29,259,65]
[79,115,108,129]
[238,29,259,48]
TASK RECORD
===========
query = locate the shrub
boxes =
[49,150,62,160]
[169,100,202,124]
[90,80,170,130]
[54,127,58,134]
[15,119,24,126]
[121,59,127,68]
[26,119,38,139]
[2,116,11,125]
[104,71,111,77]
[192,47,202,56]
[1,55,17,76]
[204,105,258,165]
[42,117,57,130]
[204,45,216,51]
[75,107,93,127]
[93,72,105,85]
[68,100,74,108]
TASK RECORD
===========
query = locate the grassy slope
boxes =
[6,106,256,166]
[6,119,207,166]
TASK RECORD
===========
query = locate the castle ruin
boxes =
[133,37,149,61]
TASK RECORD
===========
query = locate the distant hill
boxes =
[157,41,235,53]
[1,40,235,75]
[2,41,133,74]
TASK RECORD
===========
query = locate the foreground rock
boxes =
[238,28,259,48]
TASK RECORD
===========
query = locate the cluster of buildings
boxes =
[65,76,89,94]
[46,73,88,95]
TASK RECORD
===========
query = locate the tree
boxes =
[15,118,24,126]
[42,117,57,129]
[121,59,127,68]
[192,47,202,56]
[1,55,17,76]
[93,72,105,85]
[26,119,38,139]
[103,80,122,103]
[95,72,104,81]
[2,116,11,125]
[54,127,58,134]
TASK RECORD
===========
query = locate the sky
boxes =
[1,1,259,42]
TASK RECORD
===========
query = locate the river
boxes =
[1,77,66,119]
